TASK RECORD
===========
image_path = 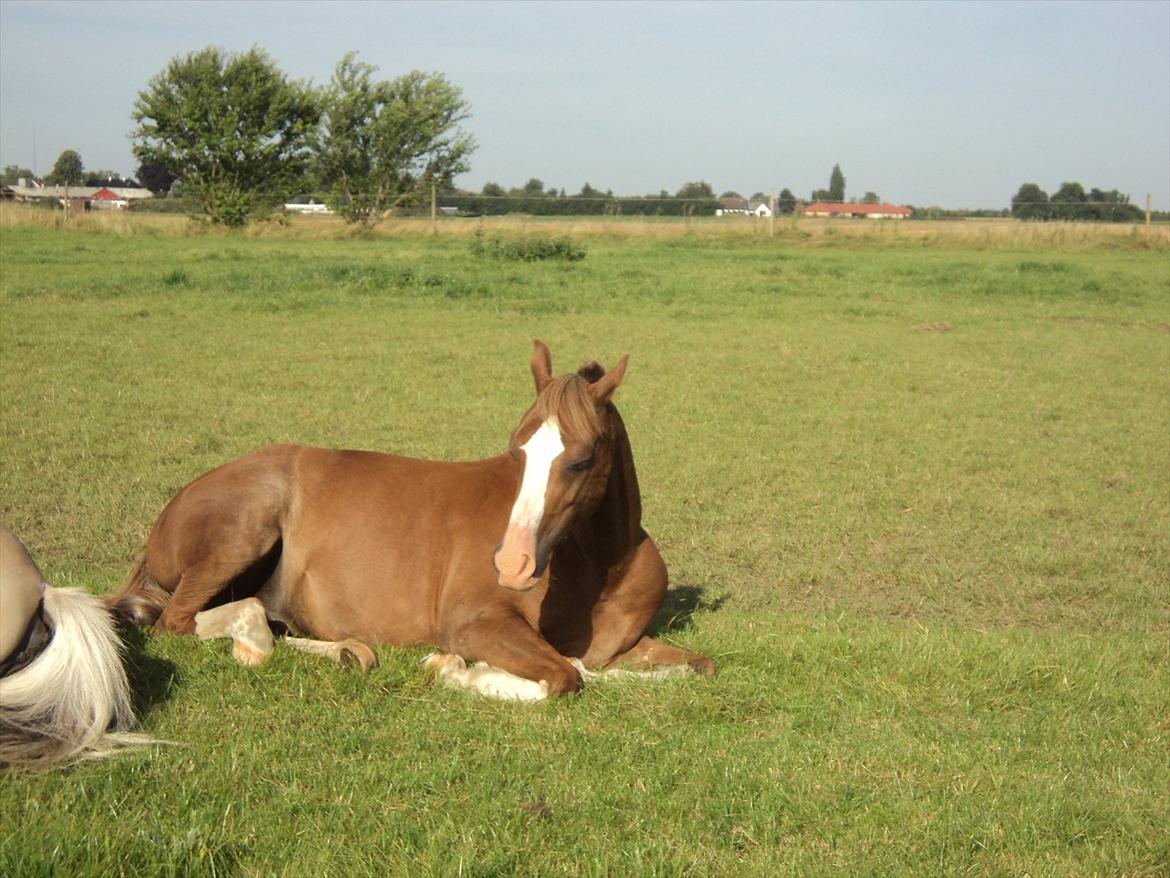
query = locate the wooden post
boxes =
[769,187,776,238]
[1146,193,1152,227]
[431,180,437,234]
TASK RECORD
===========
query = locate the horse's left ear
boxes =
[588,354,628,405]
[531,339,553,393]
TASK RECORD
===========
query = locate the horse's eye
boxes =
[566,457,594,473]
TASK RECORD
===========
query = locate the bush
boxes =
[470,230,586,262]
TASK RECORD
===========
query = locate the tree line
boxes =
[1010,182,1143,221]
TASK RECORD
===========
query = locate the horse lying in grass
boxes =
[110,341,714,700]
[1,526,149,770]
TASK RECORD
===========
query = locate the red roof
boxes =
[92,187,121,200]
[803,202,912,216]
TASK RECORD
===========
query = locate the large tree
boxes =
[316,52,475,225]
[131,46,319,226]
[46,149,84,185]
[777,187,797,214]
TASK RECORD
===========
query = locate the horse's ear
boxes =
[531,339,553,393]
[587,354,628,405]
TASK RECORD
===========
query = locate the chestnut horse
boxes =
[110,341,714,698]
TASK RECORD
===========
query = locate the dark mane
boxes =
[535,375,603,439]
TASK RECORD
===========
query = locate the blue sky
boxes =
[1,0,1167,208]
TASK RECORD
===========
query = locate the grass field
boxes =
[1,209,1167,876]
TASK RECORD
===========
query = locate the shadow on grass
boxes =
[648,583,725,636]
[117,623,180,725]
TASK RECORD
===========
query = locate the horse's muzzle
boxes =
[493,533,544,591]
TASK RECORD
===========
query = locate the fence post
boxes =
[1146,193,1152,227]
[431,181,437,235]
[769,188,775,238]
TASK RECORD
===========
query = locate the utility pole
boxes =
[769,187,776,238]
[431,180,437,235]
[1146,193,1152,227]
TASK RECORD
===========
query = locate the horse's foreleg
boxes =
[422,653,553,701]
[193,598,274,666]
[285,636,378,672]
[605,635,716,678]
[438,613,582,698]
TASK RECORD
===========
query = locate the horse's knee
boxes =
[154,606,197,635]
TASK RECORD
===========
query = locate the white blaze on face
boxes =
[510,418,565,533]
[495,418,565,588]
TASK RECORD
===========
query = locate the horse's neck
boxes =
[582,413,643,567]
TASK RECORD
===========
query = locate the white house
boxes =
[715,196,773,218]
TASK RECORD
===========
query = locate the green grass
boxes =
[1,223,1167,876]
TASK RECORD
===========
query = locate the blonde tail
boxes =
[0,585,152,771]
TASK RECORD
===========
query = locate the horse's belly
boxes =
[270,535,442,645]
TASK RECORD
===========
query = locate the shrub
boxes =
[470,229,586,262]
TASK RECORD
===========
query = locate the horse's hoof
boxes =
[232,640,270,666]
[338,640,378,672]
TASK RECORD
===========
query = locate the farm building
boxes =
[716,197,773,217]
[802,202,912,219]
[3,180,154,210]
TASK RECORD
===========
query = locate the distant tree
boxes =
[46,149,84,185]
[1,165,35,186]
[828,164,845,202]
[1051,181,1087,203]
[862,191,880,204]
[136,159,178,194]
[133,46,318,226]
[1011,182,1050,220]
[577,182,605,199]
[811,188,832,202]
[1049,181,1088,218]
[316,52,475,225]
[676,181,714,199]
[481,181,505,197]
[522,178,545,196]
[751,191,766,201]
[719,190,743,200]
[1088,188,1127,204]
[778,188,797,214]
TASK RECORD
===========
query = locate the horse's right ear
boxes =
[531,339,553,393]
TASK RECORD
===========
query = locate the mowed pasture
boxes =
[0,211,1167,876]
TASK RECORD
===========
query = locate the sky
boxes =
[1,0,1167,209]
